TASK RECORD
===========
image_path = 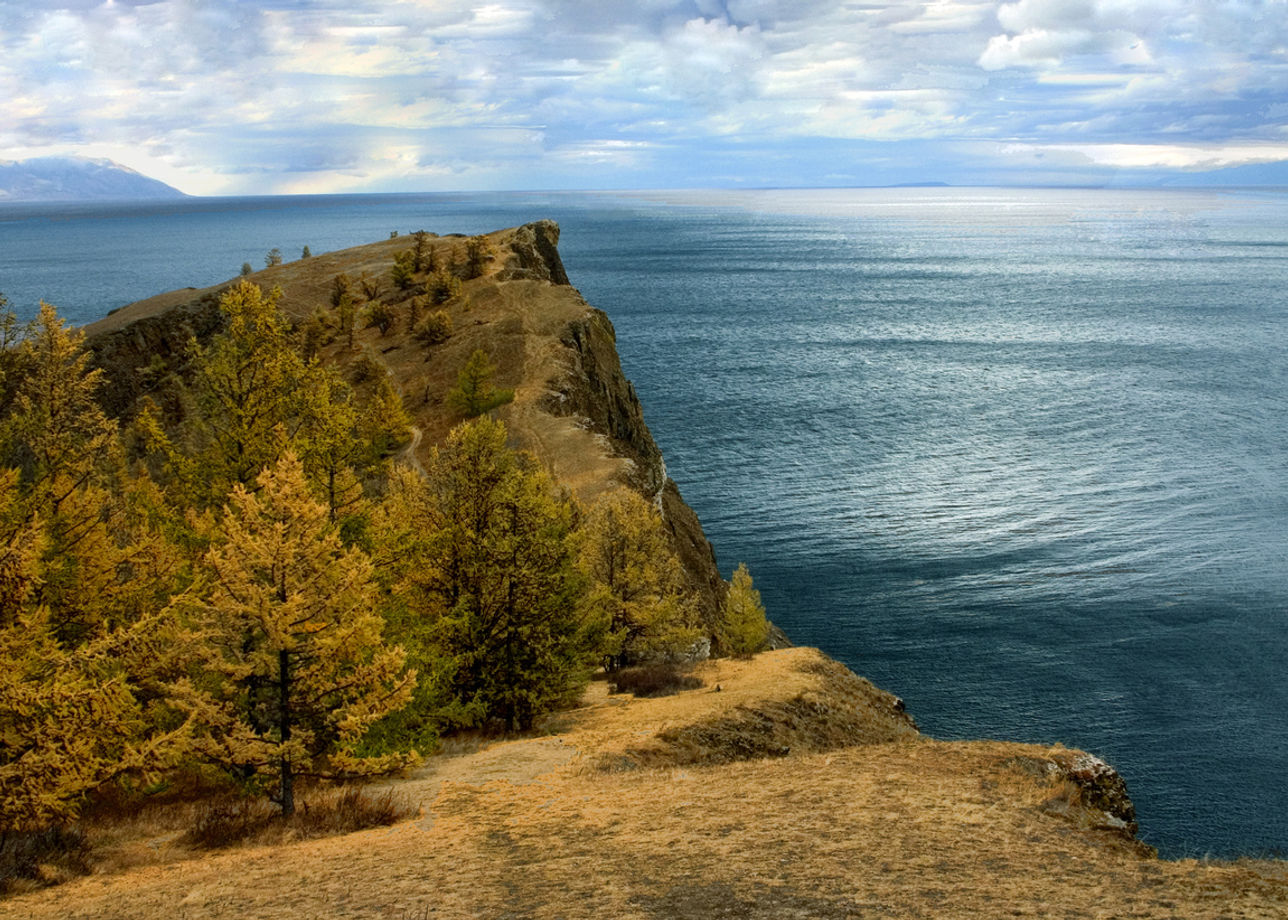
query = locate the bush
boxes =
[0,826,92,894]
[352,352,385,384]
[610,662,704,698]
[414,310,453,346]
[365,301,397,336]
[428,268,461,305]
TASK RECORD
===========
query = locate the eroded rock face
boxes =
[1006,748,1143,845]
[88,295,225,419]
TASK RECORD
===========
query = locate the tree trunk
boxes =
[278,648,294,818]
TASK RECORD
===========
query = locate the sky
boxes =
[1,0,1287,195]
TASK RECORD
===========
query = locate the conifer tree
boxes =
[719,563,769,657]
[373,418,595,735]
[391,251,415,292]
[447,349,514,418]
[464,236,490,280]
[410,230,431,272]
[181,453,415,816]
[577,487,699,672]
[182,281,311,499]
[0,470,187,834]
[6,302,117,502]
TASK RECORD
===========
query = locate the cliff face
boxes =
[85,220,728,624]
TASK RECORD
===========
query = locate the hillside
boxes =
[32,222,1283,918]
[0,157,187,202]
[87,221,728,622]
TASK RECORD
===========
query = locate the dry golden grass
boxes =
[4,648,1284,919]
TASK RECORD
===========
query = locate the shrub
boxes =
[610,662,703,698]
[427,268,461,305]
[240,262,253,277]
[265,247,283,268]
[352,352,385,384]
[360,272,383,301]
[365,301,397,336]
[414,310,453,346]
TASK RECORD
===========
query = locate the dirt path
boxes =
[398,424,425,475]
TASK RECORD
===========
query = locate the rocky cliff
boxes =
[86,220,728,625]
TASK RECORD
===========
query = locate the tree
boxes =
[330,273,352,308]
[464,236,490,280]
[411,230,431,272]
[391,251,415,292]
[373,419,596,735]
[719,563,769,657]
[265,248,283,268]
[240,262,253,277]
[181,453,415,816]
[337,292,358,350]
[5,302,117,500]
[177,281,312,501]
[447,349,513,418]
[0,470,188,835]
[577,487,699,672]
[301,245,312,259]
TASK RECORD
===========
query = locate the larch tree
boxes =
[2,302,138,646]
[175,281,313,502]
[719,563,770,658]
[373,418,596,736]
[447,349,513,419]
[181,452,415,816]
[577,487,699,672]
[0,470,182,836]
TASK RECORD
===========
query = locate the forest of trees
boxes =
[0,279,769,840]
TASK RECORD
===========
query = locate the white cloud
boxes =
[2,0,1286,192]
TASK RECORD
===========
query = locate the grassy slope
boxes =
[3,648,1284,919]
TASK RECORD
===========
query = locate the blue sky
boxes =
[2,0,1286,194]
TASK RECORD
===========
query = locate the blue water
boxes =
[3,188,1286,858]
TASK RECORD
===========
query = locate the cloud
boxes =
[1,0,1286,192]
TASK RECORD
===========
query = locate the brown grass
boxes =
[3,648,1285,919]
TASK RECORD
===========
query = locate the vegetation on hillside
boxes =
[0,279,767,887]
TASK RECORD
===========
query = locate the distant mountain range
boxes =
[0,156,187,202]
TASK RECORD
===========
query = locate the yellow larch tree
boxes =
[180,452,415,816]
[576,486,700,672]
